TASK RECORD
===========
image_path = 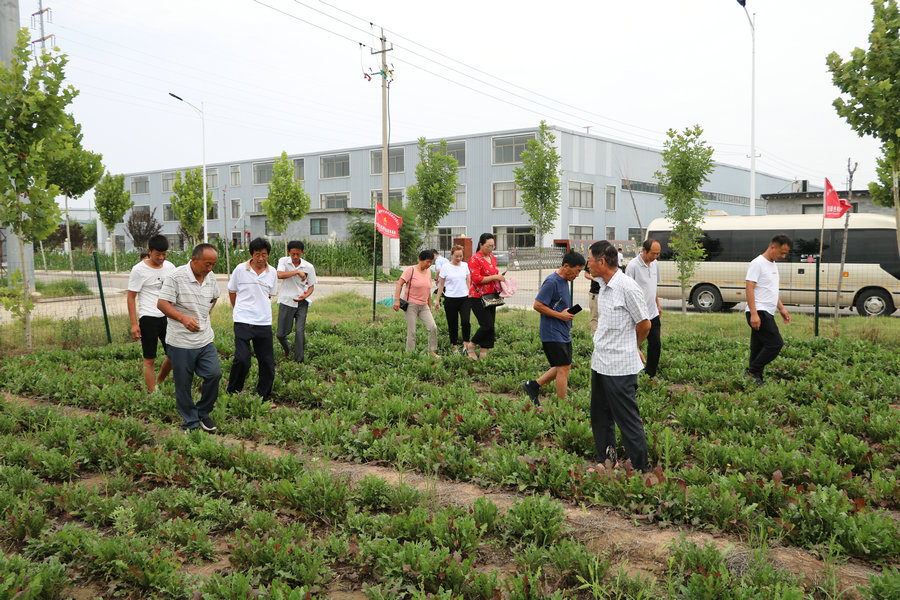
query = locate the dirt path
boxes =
[1,392,880,598]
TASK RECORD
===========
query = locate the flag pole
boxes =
[372,208,378,323]
[815,181,827,336]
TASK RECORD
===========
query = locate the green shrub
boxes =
[504,494,566,547]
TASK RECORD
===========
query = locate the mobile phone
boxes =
[501,270,507,276]
[568,304,583,315]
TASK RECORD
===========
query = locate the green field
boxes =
[0,293,897,598]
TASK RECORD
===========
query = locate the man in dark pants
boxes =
[226,237,278,401]
[587,241,651,472]
[745,234,792,385]
[157,244,221,433]
[625,238,662,378]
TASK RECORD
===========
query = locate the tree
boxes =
[82,221,97,249]
[348,204,422,267]
[46,222,85,251]
[868,142,897,207]
[45,116,103,271]
[654,125,714,315]
[125,208,163,251]
[826,0,900,255]
[263,151,311,254]
[170,167,210,247]
[406,138,459,248]
[0,29,74,348]
[514,121,561,282]
[94,172,133,273]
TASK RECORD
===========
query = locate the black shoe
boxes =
[744,369,763,386]
[521,380,540,405]
[199,416,217,432]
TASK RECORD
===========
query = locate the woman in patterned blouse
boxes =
[466,232,506,360]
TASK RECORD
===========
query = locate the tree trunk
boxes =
[681,283,687,316]
[38,241,47,271]
[113,245,118,274]
[536,224,543,285]
[16,217,32,351]
[65,194,75,273]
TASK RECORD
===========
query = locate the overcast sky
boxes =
[17,0,884,208]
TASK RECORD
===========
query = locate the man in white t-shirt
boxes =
[276,240,317,363]
[226,237,278,401]
[745,234,792,385]
[127,235,176,392]
[625,238,662,378]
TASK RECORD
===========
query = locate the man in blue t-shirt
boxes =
[522,251,586,405]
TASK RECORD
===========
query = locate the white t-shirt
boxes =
[277,256,317,307]
[227,261,278,325]
[127,259,176,318]
[745,254,780,315]
[439,262,470,298]
[624,255,660,320]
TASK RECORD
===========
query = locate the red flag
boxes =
[375,202,402,238]
[824,178,852,219]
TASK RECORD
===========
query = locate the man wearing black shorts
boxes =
[522,251,586,404]
[127,235,176,392]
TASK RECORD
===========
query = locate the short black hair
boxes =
[419,249,434,262]
[477,232,495,251]
[771,234,792,249]
[589,241,618,268]
[642,238,659,252]
[148,234,168,252]
[562,251,585,268]
[431,248,440,257]
[192,243,217,259]
[249,237,271,254]
[287,240,304,252]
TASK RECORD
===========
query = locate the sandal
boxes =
[464,345,478,361]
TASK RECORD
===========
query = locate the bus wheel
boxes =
[691,284,723,312]
[855,289,894,317]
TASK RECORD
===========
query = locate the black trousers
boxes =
[227,322,275,401]
[590,371,649,472]
[645,315,661,377]
[443,296,471,345]
[470,301,496,349]
[746,311,783,377]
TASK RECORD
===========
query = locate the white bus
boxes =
[645,213,900,316]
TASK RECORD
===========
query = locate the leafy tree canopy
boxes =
[514,121,561,249]
[94,172,133,234]
[263,151,311,250]
[406,138,459,247]
[171,167,211,244]
[45,116,104,200]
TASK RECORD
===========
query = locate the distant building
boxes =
[763,180,891,216]
[111,126,796,253]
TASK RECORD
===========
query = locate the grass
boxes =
[33,279,93,298]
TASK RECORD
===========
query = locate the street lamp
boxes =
[168,92,208,243]
[737,0,757,215]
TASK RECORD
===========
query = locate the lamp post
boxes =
[737,0,757,215]
[168,92,208,243]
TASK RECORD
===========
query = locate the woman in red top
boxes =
[466,233,506,360]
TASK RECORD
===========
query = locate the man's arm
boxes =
[127,291,141,340]
[777,297,790,324]
[635,319,651,346]
[533,300,575,322]
[745,280,760,330]
[158,299,200,332]
[229,291,237,307]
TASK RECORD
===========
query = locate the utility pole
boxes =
[222,185,230,274]
[371,30,394,274]
[31,1,55,271]
[834,159,857,319]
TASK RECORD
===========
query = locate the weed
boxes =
[504,494,566,547]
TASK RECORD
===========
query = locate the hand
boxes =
[297,270,306,281]
[293,294,304,303]
[130,324,141,340]
[749,312,761,331]
[781,309,791,324]
[181,316,200,332]
[639,350,646,364]
[497,274,506,282]
[392,300,400,312]
[558,310,575,322]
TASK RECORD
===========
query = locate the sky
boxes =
[14,0,885,209]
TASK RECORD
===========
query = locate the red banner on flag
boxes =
[824,178,852,219]
[375,202,402,238]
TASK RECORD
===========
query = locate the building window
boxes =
[321,192,349,209]
[492,181,523,208]
[207,202,219,220]
[606,185,616,211]
[206,168,218,189]
[370,148,404,174]
[605,226,616,240]
[163,204,176,222]
[620,179,661,195]
[253,162,274,185]
[131,176,149,195]
[231,231,243,248]
[293,158,304,181]
[132,205,150,217]
[231,199,241,219]
[161,172,176,193]
[628,227,644,243]
[493,225,534,251]
[569,225,593,240]
[371,189,403,211]
[452,184,466,211]
[492,133,535,164]
[320,153,350,178]
[431,141,466,168]
[435,226,466,251]
[569,181,593,209]
[310,218,328,235]
[254,198,266,212]
[230,165,241,186]
[165,234,181,251]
